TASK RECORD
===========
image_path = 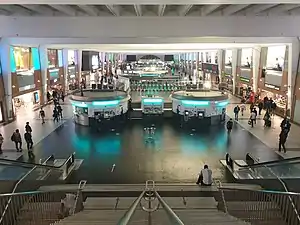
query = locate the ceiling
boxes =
[1,4,300,16]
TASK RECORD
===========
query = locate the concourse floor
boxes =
[1,94,299,184]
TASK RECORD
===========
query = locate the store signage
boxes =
[224,66,232,75]
[240,77,250,83]
[202,63,219,74]
[265,83,280,91]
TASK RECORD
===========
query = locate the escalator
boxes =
[222,153,300,180]
[0,153,75,181]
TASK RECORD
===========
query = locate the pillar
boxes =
[39,45,48,105]
[76,50,82,81]
[62,49,69,93]
[252,47,261,93]
[231,49,238,95]
[218,49,224,81]
[0,41,13,121]
[289,40,300,118]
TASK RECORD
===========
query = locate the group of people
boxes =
[227,100,292,153]
[8,122,35,158]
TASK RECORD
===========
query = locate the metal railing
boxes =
[0,153,76,225]
[218,187,300,225]
[223,153,300,225]
[0,182,85,225]
[117,180,184,225]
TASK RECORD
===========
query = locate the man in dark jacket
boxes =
[279,130,287,153]
[24,131,34,158]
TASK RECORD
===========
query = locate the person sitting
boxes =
[196,165,213,186]
[59,193,76,218]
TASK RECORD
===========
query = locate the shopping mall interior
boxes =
[1,1,300,224]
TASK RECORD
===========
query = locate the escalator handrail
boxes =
[219,187,300,196]
[0,152,76,170]
[226,152,300,169]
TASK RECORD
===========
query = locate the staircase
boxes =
[56,196,250,225]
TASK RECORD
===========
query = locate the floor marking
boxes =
[111,164,116,172]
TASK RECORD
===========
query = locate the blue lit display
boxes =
[217,101,228,107]
[92,100,119,106]
[31,47,41,70]
[58,50,63,67]
[72,102,87,108]
[182,100,209,106]
[143,98,163,104]
[10,46,16,73]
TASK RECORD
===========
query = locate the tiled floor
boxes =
[0,98,73,159]
[226,94,300,158]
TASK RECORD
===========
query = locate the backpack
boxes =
[11,134,15,142]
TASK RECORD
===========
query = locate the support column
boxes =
[289,40,300,119]
[76,50,82,81]
[232,49,238,95]
[62,49,69,93]
[252,47,261,93]
[218,49,224,81]
[0,41,13,121]
[39,45,48,105]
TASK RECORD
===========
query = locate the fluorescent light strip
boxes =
[143,99,163,103]
[182,100,209,106]
[72,102,87,108]
[92,100,119,106]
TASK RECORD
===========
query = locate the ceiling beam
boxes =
[158,5,166,16]
[0,8,10,15]
[222,4,249,15]
[244,4,278,15]
[105,5,120,16]
[201,5,220,16]
[49,5,77,16]
[77,5,98,16]
[263,4,299,14]
[0,5,32,15]
[134,5,142,16]
[179,5,193,16]
[21,4,54,15]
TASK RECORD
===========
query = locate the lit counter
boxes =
[171,90,228,125]
[70,90,130,126]
[141,97,164,114]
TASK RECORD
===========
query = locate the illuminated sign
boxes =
[182,100,209,106]
[240,77,250,83]
[265,83,280,91]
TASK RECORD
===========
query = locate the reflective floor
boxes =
[26,118,280,184]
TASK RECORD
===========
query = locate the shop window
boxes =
[48,49,58,68]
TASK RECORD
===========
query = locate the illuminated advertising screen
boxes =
[47,49,57,68]
[225,50,232,66]
[241,48,252,68]
[266,46,285,71]
[68,50,75,65]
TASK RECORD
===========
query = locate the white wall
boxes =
[2,16,300,39]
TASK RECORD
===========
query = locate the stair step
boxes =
[226,201,279,210]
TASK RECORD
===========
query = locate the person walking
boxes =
[279,130,287,153]
[25,122,32,133]
[233,105,240,121]
[258,101,264,115]
[24,131,34,158]
[11,129,22,152]
[226,118,233,133]
[53,108,59,122]
[0,134,3,154]
[39,108,45,124]
[240,103,246,116]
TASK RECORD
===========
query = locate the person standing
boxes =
[0,134,3,154]
[11,129,22,152]
[196,165,213,186]
[39,108,45,124]
[250,110,256,128]
[279,130,287,153]
[233,105,240,121]
[258,101,264,115]
[24,131,34,158]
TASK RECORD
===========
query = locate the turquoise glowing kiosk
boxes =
[141,97,164,114]
[171,90,228,125]
[70,90,130,126]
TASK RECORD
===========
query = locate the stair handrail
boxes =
[154,191,185,225]
[70,180,87,215]
[214,180,228,214]
[0,154,55,225]
[117,190,146,225]
[225,153,300,224]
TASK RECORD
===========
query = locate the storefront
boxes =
[0,67,4,122]
[237,77,252,99]
[221,50,233,92]
[13,91,41,115]
[10,46,42,115]
[202,63,219,88]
